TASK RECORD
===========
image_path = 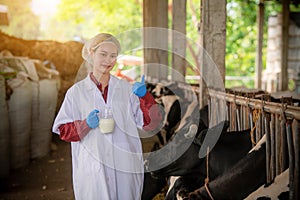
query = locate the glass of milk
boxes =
[99,107,115,134]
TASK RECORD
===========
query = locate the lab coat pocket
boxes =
[113,142,144,173]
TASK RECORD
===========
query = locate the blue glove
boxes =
[132,75,147,97]
[86,109,99,129]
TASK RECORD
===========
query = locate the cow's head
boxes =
[144,105,202,176]
[145,120,230,178]
[144,123,201,177]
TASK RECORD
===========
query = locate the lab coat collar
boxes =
[83,73,121,93]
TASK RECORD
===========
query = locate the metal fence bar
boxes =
[265,113,271,184]
[257,110,263,144]
[286,120,295,200]
[275,115,281,176]
[209,90,300,120]
[207,89,300,198]
[270,114,276,181]
[280,117,289,172]
[293,119,299,200]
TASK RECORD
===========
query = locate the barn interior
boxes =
[0,0,299,199]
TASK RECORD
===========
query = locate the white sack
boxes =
[7,76,32,169]
[0,75,10,178]
[30,79,58,158]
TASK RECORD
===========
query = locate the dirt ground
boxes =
[0,134,162,200]
[0,134,74,200]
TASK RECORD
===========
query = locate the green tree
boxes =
[1,0,294,89]
[226,0,258,77]
[50,0,142,42]
[226,0,282,87]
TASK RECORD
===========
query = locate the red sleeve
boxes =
[139,92,163,131]
[58,120,91,142]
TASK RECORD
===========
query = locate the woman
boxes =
[52,33,162,200]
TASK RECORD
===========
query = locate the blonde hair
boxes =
[82,33,121,63]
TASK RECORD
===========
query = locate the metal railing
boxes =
[208,89,299,200]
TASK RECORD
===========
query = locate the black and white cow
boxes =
[167,127,254,199]
[149,82,201,146]
[158,99,208,147]
[142,171,167,200]
[150,82,185,99]
[165,176,204,200]
[159,95,185,144]
[146,120,254,200]
[177,137,267,200]
[142,142,167,200]
[154,83,188,145]
[142,83,208,199]
[245,168,289,200]
[145,107,210,176]
[142,102,207,198]
[147,121,228,177]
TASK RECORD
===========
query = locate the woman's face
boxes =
[91,42,118,74]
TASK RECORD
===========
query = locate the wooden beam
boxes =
[143,0,168,82]
[255,1,264,89]
[171,0,187,82]
[199,0,226,108]
[280,0,290,91]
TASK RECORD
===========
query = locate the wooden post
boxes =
[171,0,186,82]
[0,5,9,25]
[255,1,264,89]
[199,0,226,108]
[280,0,290,91]
[143,0,168,82]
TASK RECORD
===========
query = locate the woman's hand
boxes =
[132,75,147,97]
[86,109,100,129]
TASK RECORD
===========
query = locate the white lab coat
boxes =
[52,74,144,200]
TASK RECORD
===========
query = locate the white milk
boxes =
[99,107,115,134]
[99,118,115,133]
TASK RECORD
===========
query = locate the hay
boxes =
[0,32,83,77]
[0,31,84,110]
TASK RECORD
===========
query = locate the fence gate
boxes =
[208,89,299,200]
